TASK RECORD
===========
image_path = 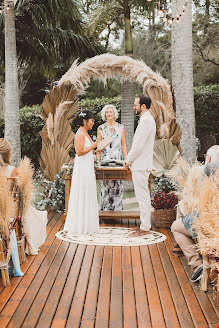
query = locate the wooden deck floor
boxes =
[0,211,218,328]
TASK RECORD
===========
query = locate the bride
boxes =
[64,110,100,235]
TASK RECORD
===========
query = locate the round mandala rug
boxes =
[56,227,166,246]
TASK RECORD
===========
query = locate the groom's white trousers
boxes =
[132,170,151,231]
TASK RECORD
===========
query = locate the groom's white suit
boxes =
[126,111,156,231]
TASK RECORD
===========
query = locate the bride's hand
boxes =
[92,140,98,149]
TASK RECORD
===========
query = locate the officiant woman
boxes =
[97,104,127,211]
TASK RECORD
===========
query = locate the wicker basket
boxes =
[153,208,176,228]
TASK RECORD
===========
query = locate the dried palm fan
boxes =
[40,85,78,181]
[41,84,79,122]
[17,157,34,219]
[40,143,71,181]
[153,139,180,177]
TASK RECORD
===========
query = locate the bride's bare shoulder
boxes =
[75,130,85,141]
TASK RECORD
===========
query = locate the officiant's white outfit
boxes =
[126,111,156,231]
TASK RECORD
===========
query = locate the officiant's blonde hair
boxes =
[101,104,118,121]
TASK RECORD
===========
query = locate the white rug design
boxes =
[56,227,166,246]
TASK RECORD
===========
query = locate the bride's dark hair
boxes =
[76,110,95,126]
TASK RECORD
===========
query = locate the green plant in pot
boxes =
[151,139,180,227]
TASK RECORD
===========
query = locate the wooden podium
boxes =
[64,166,141,220]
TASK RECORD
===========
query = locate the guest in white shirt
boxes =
[125,95,156,236]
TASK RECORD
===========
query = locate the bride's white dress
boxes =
[64,136,99,234]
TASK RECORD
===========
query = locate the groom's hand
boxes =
[124,161,130,171]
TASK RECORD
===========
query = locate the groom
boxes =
[124,94,156,236]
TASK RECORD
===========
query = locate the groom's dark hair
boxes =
[137,94,151,109]
[77,110,95,126]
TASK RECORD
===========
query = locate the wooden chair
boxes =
[7,177,26,263]
[0,236,11,286]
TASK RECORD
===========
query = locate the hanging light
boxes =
[163,16,168,22]
[6,4,10,10]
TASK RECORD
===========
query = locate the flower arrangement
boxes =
[152,190,178,210]
[151,174,178,227]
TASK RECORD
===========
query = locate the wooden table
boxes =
[64,166,141,220]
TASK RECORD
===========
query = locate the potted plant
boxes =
[151,175,178,228]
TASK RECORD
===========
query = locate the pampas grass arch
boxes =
[40,54,182,180]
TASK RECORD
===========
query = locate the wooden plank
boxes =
[3,215,65,328]
[131,246,151,328]
[51,244,86,328]
[160,228,209,328]
[157,242,194,328]
[167,229,219,319]
[140,246,166,327]
[99,210,140,220]
[149,244,180,328]
[95,247,113,328]
[6,239,63,328]
[66,246,95,328]
[35,243,77,328]
[95,167,132,181]
[109,247,123,328]
[180,251,219,326]
[22,241,70,328]
[207,284,219,317]
[80,246,104,328]
[0,212,63,317]
[122,247,137,328]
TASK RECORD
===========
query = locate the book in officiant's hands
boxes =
[97,135,112,152]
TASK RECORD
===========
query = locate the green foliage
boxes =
[194,84,219,142]
[35,172,65,213]
[152,175,176,196]
[0,105,43,169]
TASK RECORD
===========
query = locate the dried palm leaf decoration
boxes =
[40,84,78,181]
[58,54,181,145]
[153,139,180,177]
[17,157,34,219]
[41,54,182,180]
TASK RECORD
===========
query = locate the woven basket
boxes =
[153,208,176,228]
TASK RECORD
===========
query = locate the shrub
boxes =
[194,84,219,143]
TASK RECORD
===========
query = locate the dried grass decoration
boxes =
[17,157,34,219]
[0,172,15,258]
[193,172,219,271]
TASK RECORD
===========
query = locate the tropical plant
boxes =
[0,0,101,165]
[35,171,65,213]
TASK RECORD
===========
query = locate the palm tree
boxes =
[1,0,101,164]
[171,0,196,162]
[4,0,20,165]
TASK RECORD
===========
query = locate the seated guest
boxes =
[0,138,47,255]
[97,104,127,211]
[171,145,219,282]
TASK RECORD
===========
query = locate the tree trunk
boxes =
[4,0,21,165]
[171,0,196,163]
[121,80,135,152]
[121,1,135,152]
